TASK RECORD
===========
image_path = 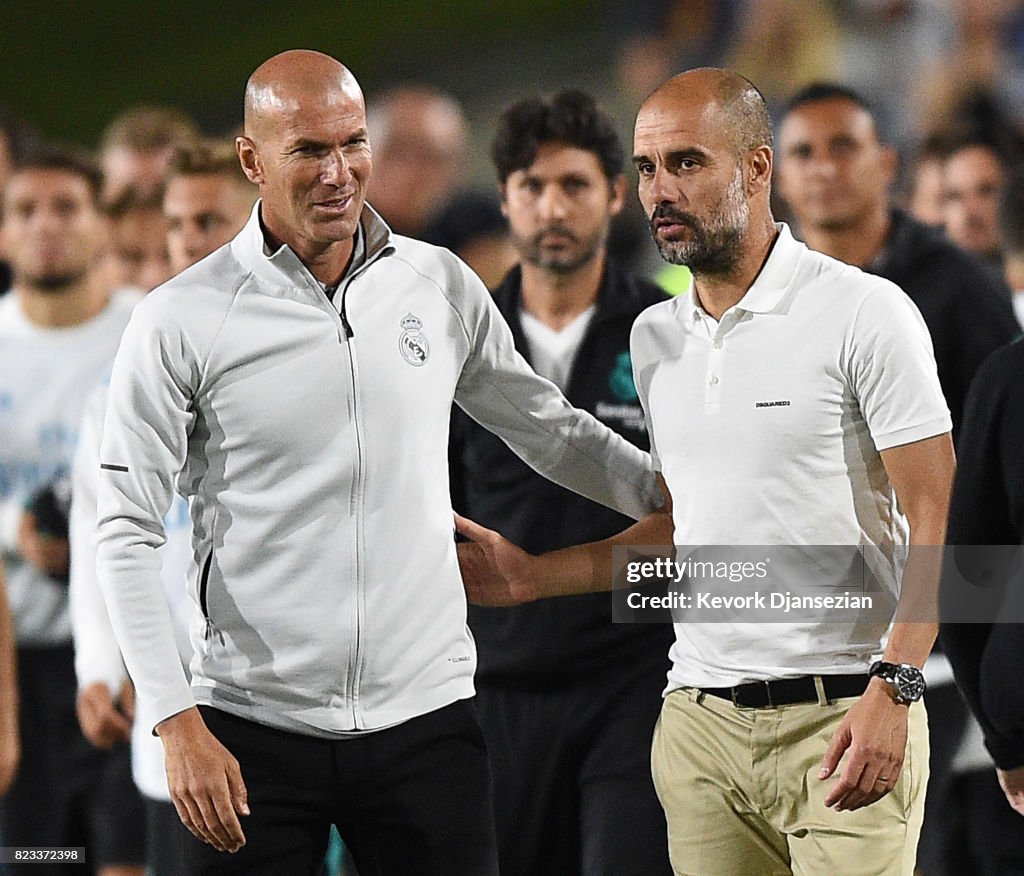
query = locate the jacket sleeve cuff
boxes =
[147,688,197,737]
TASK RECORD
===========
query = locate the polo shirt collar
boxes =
[734,223,800,313]
[683,222,803,325]
[683,287,704,327]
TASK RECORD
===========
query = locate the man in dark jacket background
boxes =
[775,82,1019,441]
[450,90,673,876]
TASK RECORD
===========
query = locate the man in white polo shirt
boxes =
[457,68,955,876]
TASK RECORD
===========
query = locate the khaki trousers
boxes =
[651,686,928,876]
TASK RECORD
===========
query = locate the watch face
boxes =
[895,666,926,702]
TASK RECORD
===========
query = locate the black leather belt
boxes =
[698,673,870,708]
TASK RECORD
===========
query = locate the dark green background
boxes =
[0,1,618,150]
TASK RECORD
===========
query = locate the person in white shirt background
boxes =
[0,145,146,876]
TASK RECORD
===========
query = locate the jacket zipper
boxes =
[338,290,355,338]
[323,284,354,338]
[335,239,393,335]
[343,334,365,727]
[199,550,214,640]
[317,248,390,725]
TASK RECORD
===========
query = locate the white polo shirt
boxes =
[630,224,951,689]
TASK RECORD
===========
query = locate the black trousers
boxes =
[186,699,498,876]
[475,652,673,876]
[915,681,969,875]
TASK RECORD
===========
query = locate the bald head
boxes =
[244,50,365,142]
[641,68,772,157]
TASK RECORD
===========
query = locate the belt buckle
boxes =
[731,681,774,708]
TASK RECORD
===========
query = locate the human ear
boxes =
[235,137,264,186]
[747,146,773,195]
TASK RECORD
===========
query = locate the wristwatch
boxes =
[869,661,926,704]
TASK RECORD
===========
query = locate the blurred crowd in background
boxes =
[7,0,1024,296]
[6,1,1024,302]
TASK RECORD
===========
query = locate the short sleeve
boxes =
[844,284,952,450]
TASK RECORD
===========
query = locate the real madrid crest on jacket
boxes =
[450,261,674,682]
[398,312,430,366]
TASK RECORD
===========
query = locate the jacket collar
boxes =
[231,199,394,292]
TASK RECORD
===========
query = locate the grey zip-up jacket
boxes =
[95,204,660,736]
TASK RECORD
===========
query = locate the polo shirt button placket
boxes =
[706,328,727,408]
[706,359,723,406]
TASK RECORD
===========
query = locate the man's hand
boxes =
[17,512,69,578]
[998,766,1024,816]
[818,680,909,810]
[0,717,19,797]
[158,707,249,853]
[76,679,134,749]
[455,514,537,606]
